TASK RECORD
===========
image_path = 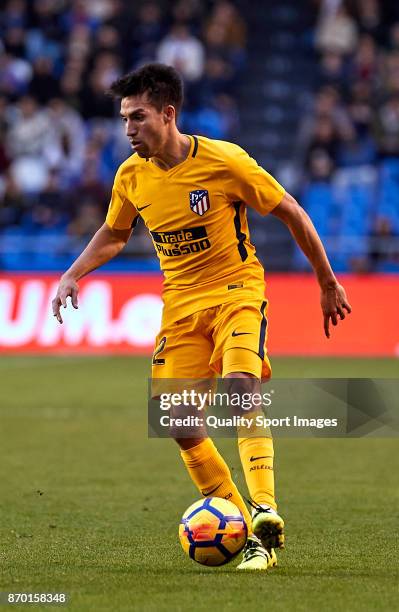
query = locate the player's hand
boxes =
[52,275,79,324]
[320,283,352,338]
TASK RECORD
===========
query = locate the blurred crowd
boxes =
[0,0,246,267]
[1,0,398,272]
[305,0,399,174]
[297,0,399,271]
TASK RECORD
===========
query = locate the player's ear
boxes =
[163,105,175,124]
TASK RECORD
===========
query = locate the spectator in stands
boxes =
[91,24,124,62]
[80,52,121,118]
[46,98,86,186]
[30,0,67,42]
[157,23,205,82]
[389,22,399,51]
[29,56,60,104]
[211,0,247,50]
[0,172,24,228]
[59,65,83,111]
[347,80,374,134]
[68,201,104,242]
[105,0,133,45]
[28,201,66,235]
[0,97,11,178]
[66,23,91,62]
[316,3,358,56]
[318,50,349,88]
[63,0,100,33]
[355,0,385,43]
[1,0,27,31]
[171,0,203,31]
[0,51,32,97]
[348,34,380,87]
[305,116,339,171]
[335,79,377,167]
[308,148,335,181]
[205,0,247,70]
[369,217,399,271]
[6,95,53,161]
[203,19,241,71]
[373,92,399,157]
[298,86,351,161]
[214,93,240,136]
[196,55,235,105]
[382,49,399,95]
[131,2,164,65]
[3,25,26,58]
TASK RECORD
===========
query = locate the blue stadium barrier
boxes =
[332,167,378,268]
[378,159,399,232]
[294,180,335,270]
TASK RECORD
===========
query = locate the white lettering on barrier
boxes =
[0,280,44,346]
[38,281,113,346]
[114,294,162,346]
[0,279,163,348]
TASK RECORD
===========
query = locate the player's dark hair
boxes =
[108,63,184,117]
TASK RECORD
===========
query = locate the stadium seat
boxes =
[378,159,399,232]
[293,181,335,270]
[333,167,378,267]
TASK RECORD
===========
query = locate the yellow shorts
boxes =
[151,300,271,380]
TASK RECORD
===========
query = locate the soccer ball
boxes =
[179,497,247,566]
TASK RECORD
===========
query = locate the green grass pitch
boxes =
[0,356,398,611]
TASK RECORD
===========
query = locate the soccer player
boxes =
[52,63,351,571]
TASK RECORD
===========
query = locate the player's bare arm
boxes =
[52,222,132,324]
[271,192,352,338]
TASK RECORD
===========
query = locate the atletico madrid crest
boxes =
[189,190,210,216]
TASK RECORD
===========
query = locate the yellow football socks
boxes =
[180,438,253,532]
[238,436,277,510]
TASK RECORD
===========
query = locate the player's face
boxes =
[120,94,171,158]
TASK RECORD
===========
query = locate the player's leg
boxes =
[211,301,285,569]
[177,436,252,533]
[224,368,277,510]
[151,311,252,533]
[211,302,280,513]
[224,369,284,566]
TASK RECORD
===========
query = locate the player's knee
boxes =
[224,372,260,395]
[224,372,261,415]
[175,437,206,450]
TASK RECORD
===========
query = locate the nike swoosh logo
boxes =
[250,456,272,462]
[232,330,252,337]
[137,204,151,212]
[201,483,222,496]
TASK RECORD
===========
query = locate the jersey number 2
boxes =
[152,336,167,365]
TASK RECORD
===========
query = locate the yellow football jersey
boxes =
[106,135,285,324]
